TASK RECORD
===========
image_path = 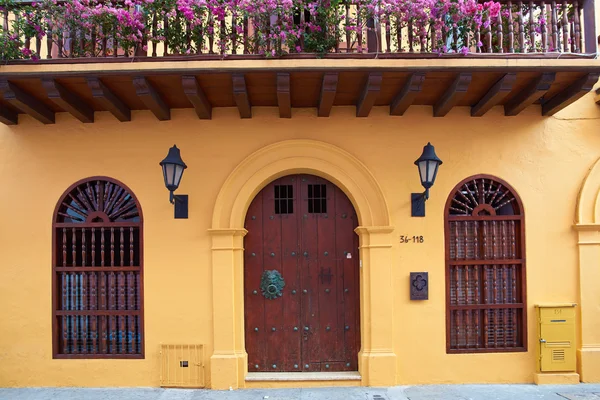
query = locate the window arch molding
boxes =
[52,176,144,359]
[444,174,526,354]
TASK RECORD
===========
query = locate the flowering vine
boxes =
[0,0,578,61]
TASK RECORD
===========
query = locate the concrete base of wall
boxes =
[244,372,363,388]
[210,354,245,390]
[578,347,600,382]
[534,372,580,385]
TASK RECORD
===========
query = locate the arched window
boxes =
[52,177,144,358]
[445,175,526,353]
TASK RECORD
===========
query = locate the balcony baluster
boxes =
[0,0,595,62]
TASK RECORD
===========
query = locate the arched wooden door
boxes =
[244,174,360,372]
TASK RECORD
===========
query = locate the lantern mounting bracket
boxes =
[411,191,428,217]
[171,193,188,219]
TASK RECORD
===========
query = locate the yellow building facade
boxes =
[1,79,600,388]
[2,0,600,383]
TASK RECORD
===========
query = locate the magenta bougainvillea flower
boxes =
[0,0,575,60]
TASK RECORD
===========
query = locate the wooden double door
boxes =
[244,174,360,372]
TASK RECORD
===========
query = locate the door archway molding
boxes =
[209,140,396,389]
[575,157,600,382]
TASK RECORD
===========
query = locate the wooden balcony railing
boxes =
[1,0,597,62]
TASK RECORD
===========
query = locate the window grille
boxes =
[274,185,294,214]
[308,184,327,213]
[445,176,526,353]
[52,177,144,358]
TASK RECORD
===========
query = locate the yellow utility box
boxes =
[536,304,577,373]
[160,344,205,388]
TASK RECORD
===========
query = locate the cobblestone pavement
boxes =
[2,385,600,400]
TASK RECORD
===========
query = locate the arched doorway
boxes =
[209,140,395,389]
[243,174,360,372]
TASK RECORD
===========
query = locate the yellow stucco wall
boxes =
[0,92,599,387]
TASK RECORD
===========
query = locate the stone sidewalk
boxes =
[2,385,600,400]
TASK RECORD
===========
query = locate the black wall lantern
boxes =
[160,144,188,219]
[411,142,443,217]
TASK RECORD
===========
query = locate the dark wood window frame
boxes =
[52,177,144,359]
[445,174,527,354]
[274,184,294,215]
[307,184,327,214]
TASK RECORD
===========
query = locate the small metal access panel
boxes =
[536,304,577,373]
[160,344,205,388]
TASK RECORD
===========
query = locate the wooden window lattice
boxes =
[53,178,144,358]
[274,185,294,215]
[445,176,526,353]
[308,184,327,214]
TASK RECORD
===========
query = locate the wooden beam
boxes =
[42,78,94,123]
[133,76,170,121]
[182,75,211,119]
[471,73,517,117]
[542,73,600,116]
[232,74,251,119]
[318,73,338,117]
[356,73,382,117]
[390,73,425,116]
[0,106,18,125]
[277,73,291,118]
[433,73,472,117]
[0,106,19,125]
[504,73,555,116]
[87,77,130,122]
[0,80,54,124]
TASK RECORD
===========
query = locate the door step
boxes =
[246,371,361,381]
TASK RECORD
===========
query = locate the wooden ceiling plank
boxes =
[0,106,18,125]
[133,76,170,121]
[182,75,212,119]
[390,72,425,116]
[232,74,251,118]
[318,73,338,117]
[0,80,55,124]
[87,77,131,122]
[504,73,556,116]
[356,73,383,117]
[471,73,517,117]
[542,73,600,116]
[277,73,291,118]
[42,78,94,123]
[433,73,472,117]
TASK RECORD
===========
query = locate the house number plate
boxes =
[400,235,425,243]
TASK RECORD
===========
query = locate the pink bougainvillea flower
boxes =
[1,0,520,59]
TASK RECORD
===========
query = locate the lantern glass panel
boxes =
[418,161,428,185]
[163,164,175,187]
[174,164,184,187]
[427,160,438,183]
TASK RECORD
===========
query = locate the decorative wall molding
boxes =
[574,157,600,382]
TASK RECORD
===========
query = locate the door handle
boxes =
[540,339,546,343]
